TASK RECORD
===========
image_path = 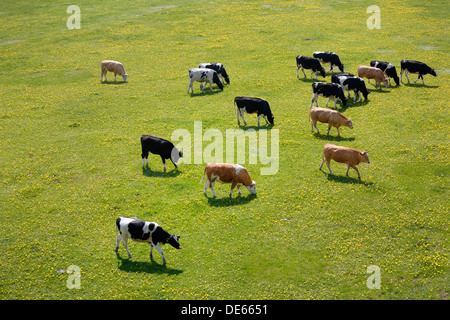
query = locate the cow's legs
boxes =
[114,73,117,82]
[301,67,307,78]
[115,233,122,253]
[229,181,238,198]
[296,66,300,78]
[257,115,260,127]
[188,80,194,93]
[153,243,166,265]
[404,71,410,83]
[237,108,241,125]
[311,120,319,134]
[347,164,361,180]
[325,98,331,107]
[414,74,424,84]
[327,124,332,136]
[239,109,247,126]
[161,156,167,172]
[122,236,132,258]
[210,180,217,197]
[333,97,338,108]
[311,94,318,108]
[237,185,242,195]
[204,180,210,195]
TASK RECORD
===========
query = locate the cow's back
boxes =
[324,144,357,163]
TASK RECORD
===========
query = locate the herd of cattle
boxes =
[101,53,437,264]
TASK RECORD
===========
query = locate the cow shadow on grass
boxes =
[116,253,183,275]
[142,166,181,178]
[206,193,257,207]
[100,81,127,85]
[312,132,355,142]
[401,83,439,89]
[188,89,223,97]
[297,77,325,83]
[320,170,373,186]
[238,123,275,131]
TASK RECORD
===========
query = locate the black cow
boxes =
[198,63,230,84]
[141,135,183,171]
[332,74,369,102]
[296,55,326,79]
[313,51,344,72]
[400,60,436,85]
[370,60,400,86]
[234,96,274,126]
[311,82,347,108]
[115,217,181,265]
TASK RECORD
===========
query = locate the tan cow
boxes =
[310,107,353,136]
[357,65,388,90]
[201,163,257,198]
[319,143,370,180]
[101,60,128,82]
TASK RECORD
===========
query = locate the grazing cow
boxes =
[296,55,326,79]
[187,68,224,93]
[310,107,353,136]
[313,51,344,72]
[101,60,128,82]
[198,63,230,84]
[319,143,370,180]
[115,217,181,265]
[400,60,437,85]
[201,163,256,198]
[234,96,274,126]
[370,60,400,86]
[357,65,389,90]
[332,75,369,102]
[141,135,183,172]
[311,82,347,108]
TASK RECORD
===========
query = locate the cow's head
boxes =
[122,74,128,82]
[246,181,257,194]
[346,118,353,129]
[320,67,326,78]
[212,72,224,90]
[167,234,181,249]
[171,147,183,164]
[220,66,230,84]
[338,87,347,106]
[429,69,437,77]
[360,150,370,164]
[338,64,344,72]
[268,113,274,125]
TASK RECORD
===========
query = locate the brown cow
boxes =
[101,60,128,82]
[319,143,370,180]
[201,163,257,198]
[357,65,388,90]
[310,107,353,136]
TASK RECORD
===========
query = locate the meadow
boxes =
[0,0,448,300]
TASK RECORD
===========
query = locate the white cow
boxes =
[187,68,224,94]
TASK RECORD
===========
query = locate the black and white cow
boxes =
[311,82,347,108]
[400,60,437,85]
[141,135,183,172]
[115,217,181,265]
[331,74,369,102]
[370,60,400,86]
[313,51,344,72]
[234,96,274,126]
[187,68,224,93]
[296,55,326,79]
[198,63,230,85]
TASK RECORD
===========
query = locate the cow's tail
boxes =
[199,167,207,184]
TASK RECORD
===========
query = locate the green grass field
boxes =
[0,0,448,300]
